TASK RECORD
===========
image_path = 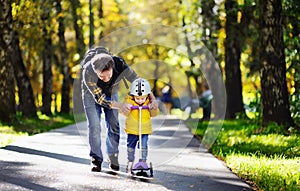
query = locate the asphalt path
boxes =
[0,116,253,191]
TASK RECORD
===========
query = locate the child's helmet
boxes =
[130,78,151,96]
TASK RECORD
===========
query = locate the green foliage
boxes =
[244,90,261,120]
[0,112,75,147]
[290,95,300,118]
[186,119,300,191]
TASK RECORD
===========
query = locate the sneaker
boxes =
[91,157,102,172]
[109,154,119,171]
[126,161,133,174]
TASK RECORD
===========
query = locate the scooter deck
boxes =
[130,174,154,180]
[99,168,154,180]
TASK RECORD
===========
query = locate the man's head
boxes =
[91,53,114,82]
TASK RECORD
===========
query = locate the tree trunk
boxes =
[41,5,53,116]
[181,15,196,99]
[259,0,294,127]
[70,0,86,59]
[56,0,71,114]
[89,0,94,48]
[0,0,16,122]
[10,31,37,118]
[200,0,226,120]
[201,0,219,60]
[224,0,244,119]
[98,0,104,39]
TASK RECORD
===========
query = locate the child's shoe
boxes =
[126,161,133,174]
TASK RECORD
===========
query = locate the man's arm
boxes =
[148,92,158,110]
[82,66,112,108]
[114,56,138,82]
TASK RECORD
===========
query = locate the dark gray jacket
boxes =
[82,56,137,105]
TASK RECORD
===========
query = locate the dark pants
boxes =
[127,134,149,162]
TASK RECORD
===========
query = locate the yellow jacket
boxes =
[125,95,159,135]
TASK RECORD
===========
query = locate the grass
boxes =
[226,155,300,191]
[0,112,75,148]
[185,119,300,191]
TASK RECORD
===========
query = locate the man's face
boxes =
[96,68,113,82]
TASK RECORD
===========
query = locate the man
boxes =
[81,47,157,172]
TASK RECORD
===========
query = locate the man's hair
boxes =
[91,53,114,72]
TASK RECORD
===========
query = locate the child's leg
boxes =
[141,134,149,161]
[127,134,139,162]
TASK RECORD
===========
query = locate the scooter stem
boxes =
[138,106,142,159]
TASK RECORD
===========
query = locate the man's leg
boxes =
[203,103,212,120]
[83,93,103,171]
[104,107,120,170]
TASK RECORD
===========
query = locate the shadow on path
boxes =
[3,145,89,165]
[0,161,60,191]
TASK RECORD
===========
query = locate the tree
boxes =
[70,0,86,59]
[41,2,53,116]
[283,0,300,119]
[56,0,71,114]
[224,0,244,119]
[98,0,104,39]
[259,0,294,127]
[0,0,16,122]
[10,31,37,118]
[89,0,94,48]
[200,0,226,119]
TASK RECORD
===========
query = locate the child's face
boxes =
[134,95,147,105]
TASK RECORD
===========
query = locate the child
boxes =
[123,78,159,174]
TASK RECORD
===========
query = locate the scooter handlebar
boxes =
[131,106,149,110]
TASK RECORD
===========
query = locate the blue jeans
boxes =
[82,90,119,162]
[127,134,149,162]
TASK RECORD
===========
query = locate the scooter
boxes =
[130,106,153,179]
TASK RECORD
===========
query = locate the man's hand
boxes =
[148,92,158,110]
[97,94,112,108]
[111,102,132,115]
[119,103,132,115]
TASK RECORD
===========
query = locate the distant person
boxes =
[122,78,159,173]
[161,85,172,114]
[81,47,158,172]
[199,83,213,120]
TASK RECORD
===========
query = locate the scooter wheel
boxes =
[149,162,153,177]
[136,171,148,177]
